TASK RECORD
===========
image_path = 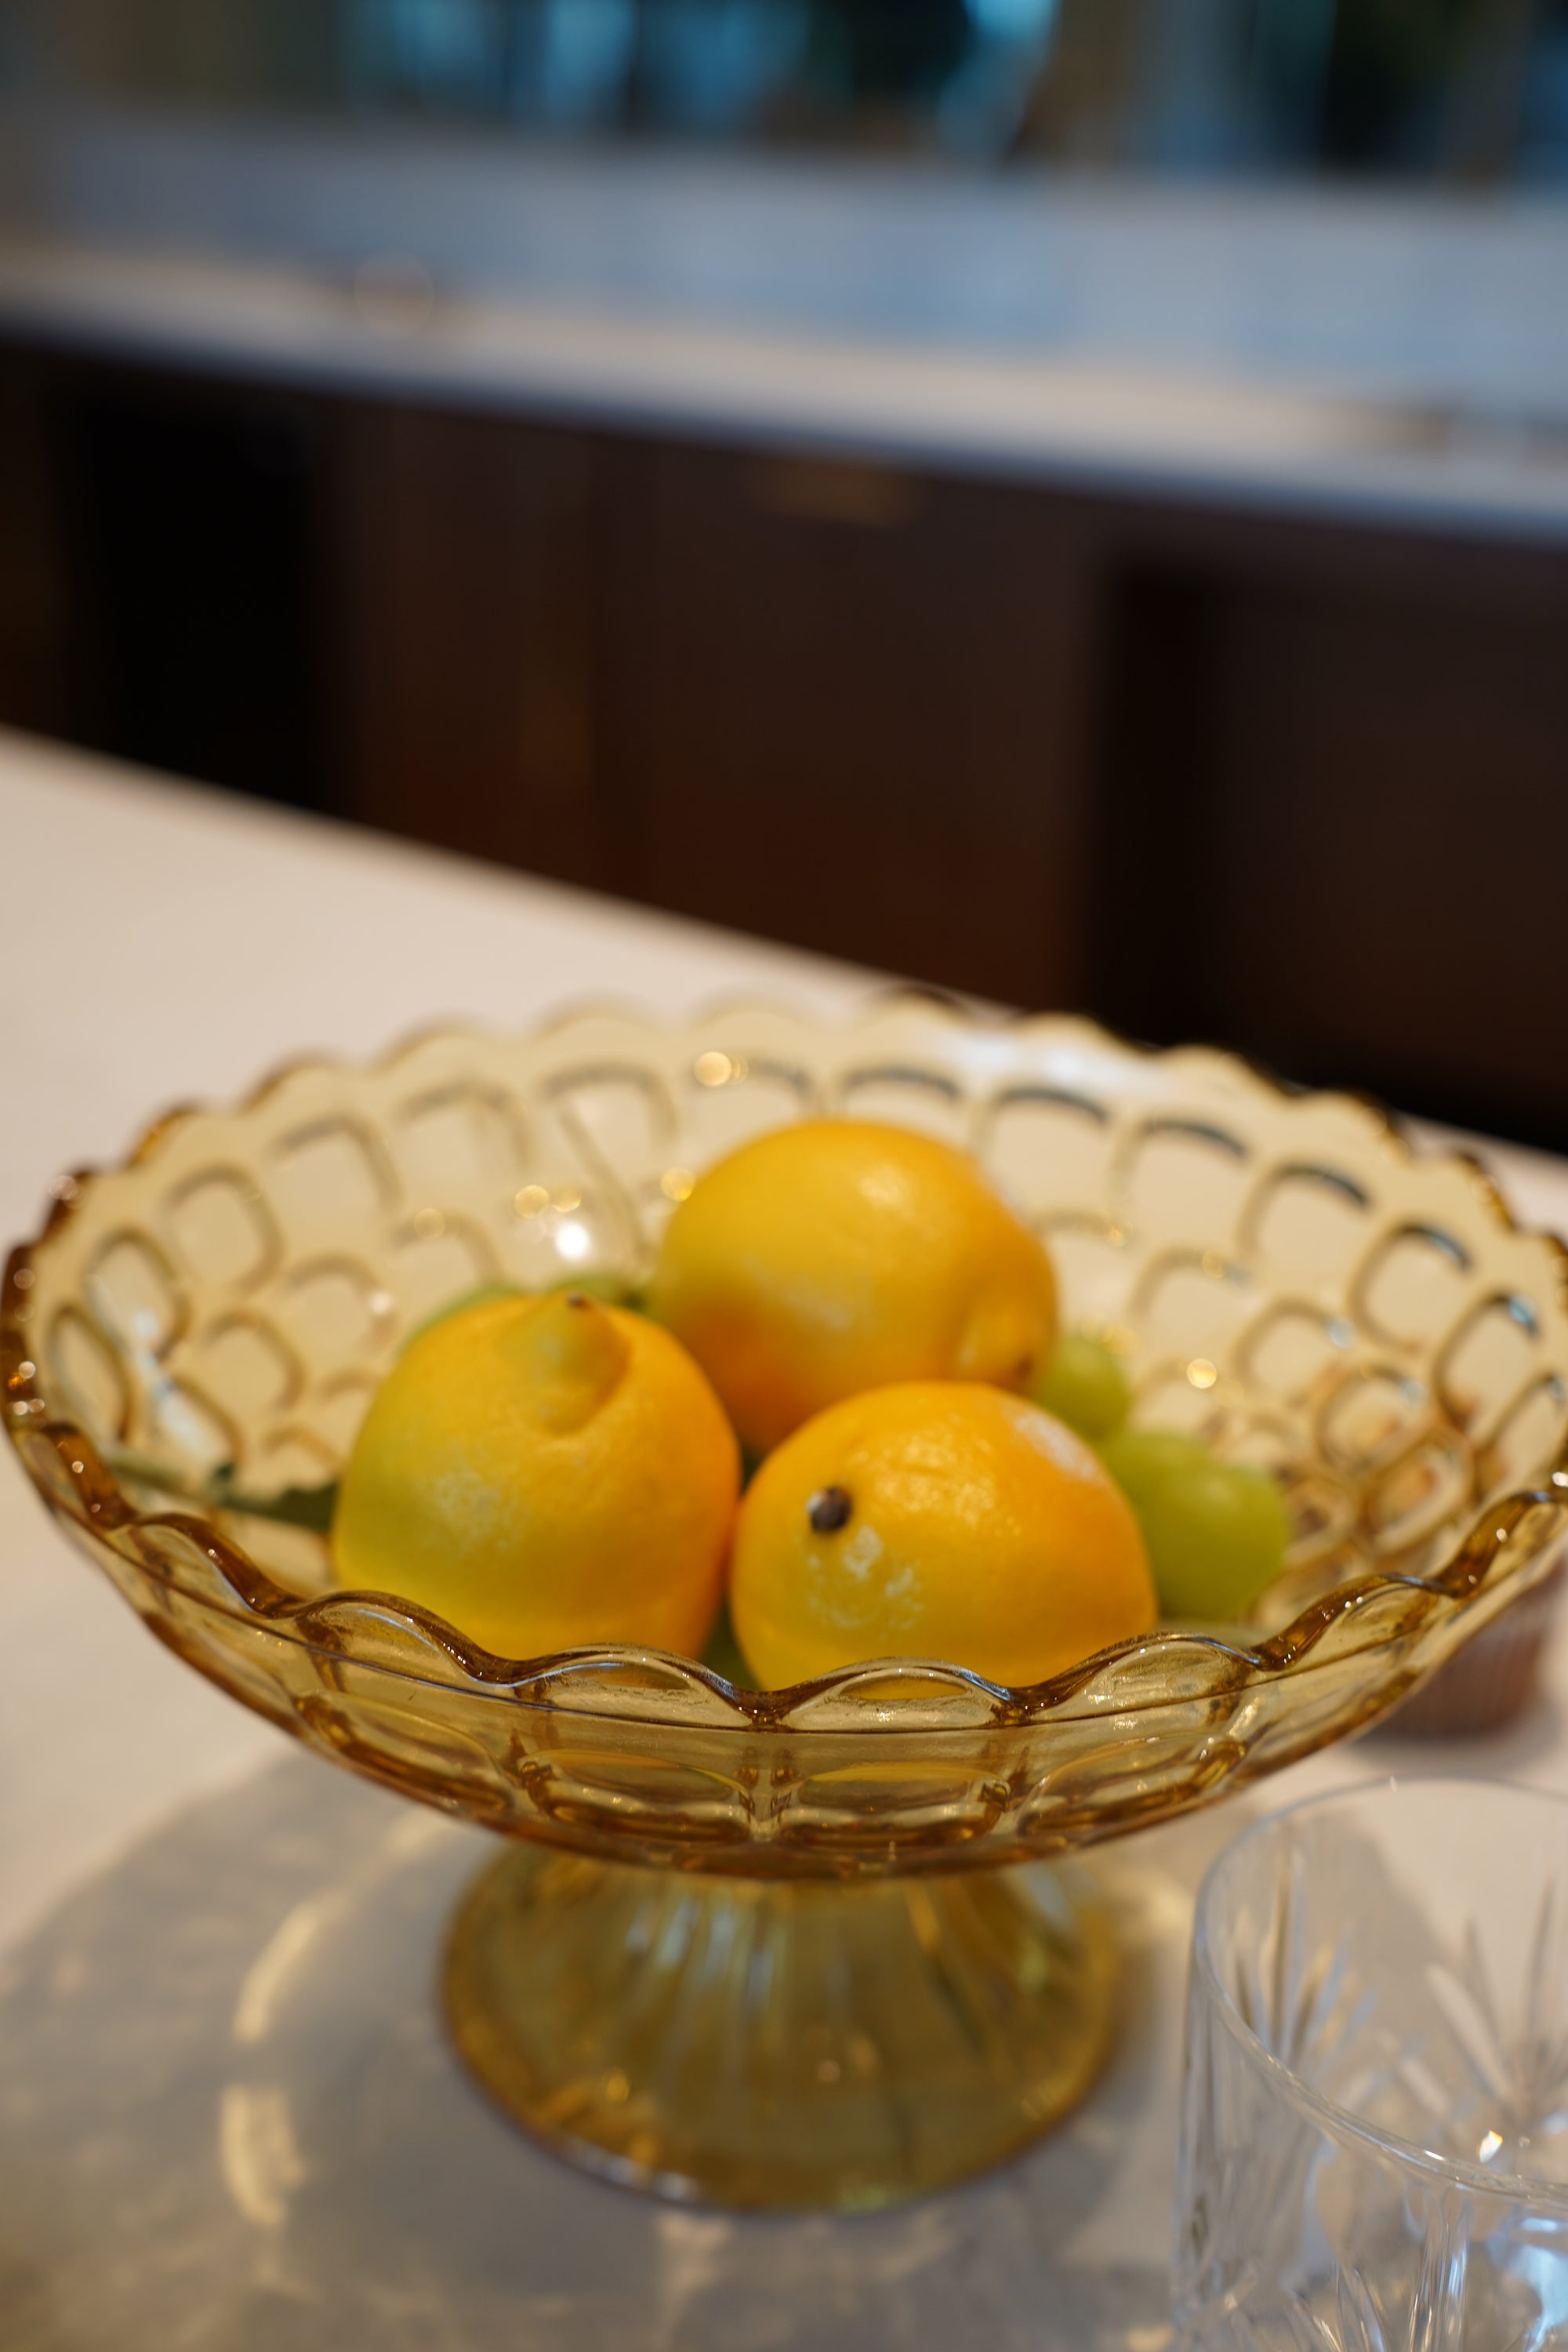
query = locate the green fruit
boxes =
[1098,1426,1210,1512]
[1035,1330,1132,1443]
[1137,1457,1291,1621]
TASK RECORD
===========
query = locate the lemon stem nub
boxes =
[506,1289,631,1432]
[808,1485,853,1534]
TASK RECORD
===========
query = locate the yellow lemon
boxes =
[650,1120,1056,1455]
[332,1289,739,1660]
[730,1381,1155,1690]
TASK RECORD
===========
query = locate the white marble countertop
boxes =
[4,103,1568,540]
[3,725,1566,2345]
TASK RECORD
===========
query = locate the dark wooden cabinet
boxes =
[1092,541,1568,1141]
[4,337,1568,1145]
[0,357,67,736]
[332,405,604,890]
[599,443,1099,1007]
[1196,573,1568,1134]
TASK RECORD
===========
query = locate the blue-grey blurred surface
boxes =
[1,99,1566,532]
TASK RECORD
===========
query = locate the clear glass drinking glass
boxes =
[1174,1777,1568,2351]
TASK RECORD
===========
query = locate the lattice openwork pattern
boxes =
[5,1002,1568,1878]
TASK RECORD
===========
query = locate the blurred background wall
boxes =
[2,0,1566,1143]
[8,0,1568,172]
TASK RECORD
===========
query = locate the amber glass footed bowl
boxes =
[6,1001,1568,2211]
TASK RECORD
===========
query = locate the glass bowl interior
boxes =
[5,998,1568,1877]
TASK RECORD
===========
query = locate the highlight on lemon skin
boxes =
[729,1381,1156,1692]
[332,1287,739,1662]
[649,1118,1058,1456]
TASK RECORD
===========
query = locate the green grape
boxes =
[1034,1330,1133,1442]
[1136,1456,1291,1622]
[1098,1425,1210,1512]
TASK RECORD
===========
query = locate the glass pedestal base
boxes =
[443,1846,1119,2212]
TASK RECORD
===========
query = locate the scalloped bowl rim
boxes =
[5,993,1568,1739]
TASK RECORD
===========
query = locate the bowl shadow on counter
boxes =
[0,1754,1261,2352]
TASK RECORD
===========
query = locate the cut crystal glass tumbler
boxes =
[5,1001,1567,2209]
[1174,1777,1568,2350]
